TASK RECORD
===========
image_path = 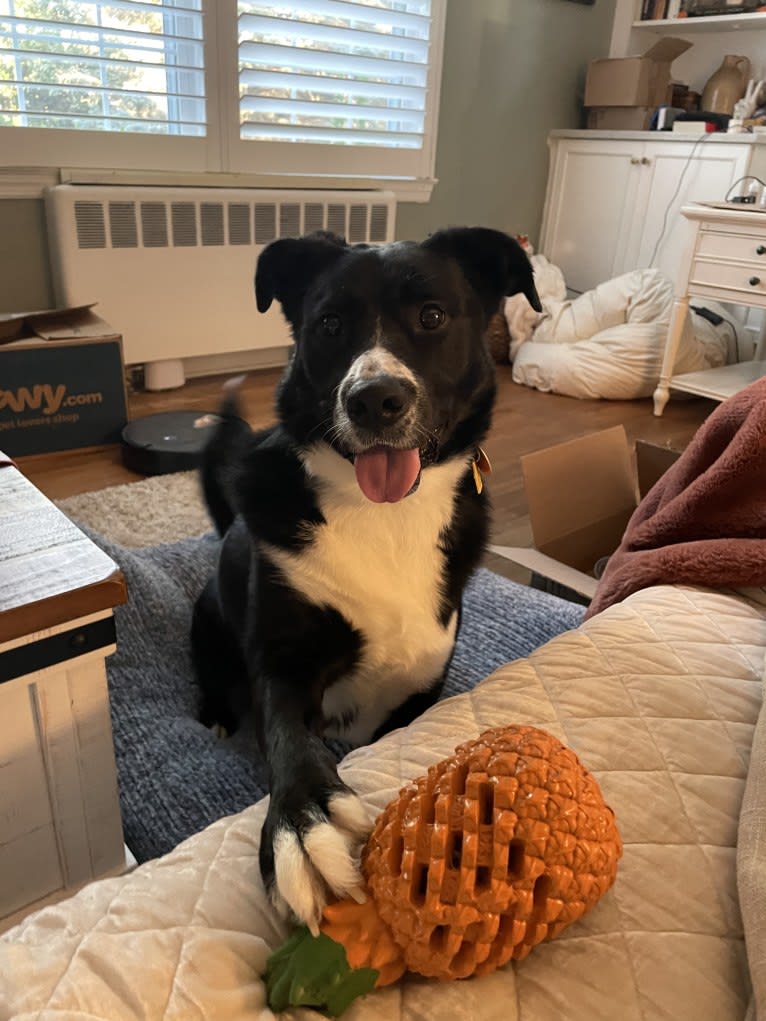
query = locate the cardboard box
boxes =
[585,38,692,110]
[491,427,681,601]
[587,107,655,131]
[0,304,127,458]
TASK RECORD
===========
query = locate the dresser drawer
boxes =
[696,230,766,265]
[690,258,766,297]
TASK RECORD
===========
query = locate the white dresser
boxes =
[653,203,766,416]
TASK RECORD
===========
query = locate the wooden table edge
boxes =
[0,570,128,645]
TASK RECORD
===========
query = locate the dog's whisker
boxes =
[321,421,346,445]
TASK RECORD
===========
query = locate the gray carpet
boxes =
[89,529,586,863]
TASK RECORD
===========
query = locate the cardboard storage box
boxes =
[491,426,681,601]
[587,107,655,131]
[585,38,692,111]
[0,304,127,458]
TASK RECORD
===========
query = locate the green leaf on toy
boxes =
[265,926,379,1017]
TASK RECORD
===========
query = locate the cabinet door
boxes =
[541,140,642,294]
[633,141,750,278]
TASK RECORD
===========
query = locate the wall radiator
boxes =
[45,185,397,389]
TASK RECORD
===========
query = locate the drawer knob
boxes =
[757,245,766,256]
[750,276,761,286]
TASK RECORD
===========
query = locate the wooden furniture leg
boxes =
[653,296,690,417]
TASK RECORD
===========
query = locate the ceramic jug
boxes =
[702,55,752,115]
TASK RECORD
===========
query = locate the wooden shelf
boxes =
[670,360,766,402]
[633,12,766,33]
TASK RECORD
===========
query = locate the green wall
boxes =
[0,0,616,313]
[398,0,617,241]
[0,199,54,312]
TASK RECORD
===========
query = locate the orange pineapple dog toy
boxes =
[266,724,622,1016]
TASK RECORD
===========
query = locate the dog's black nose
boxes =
[346,375,415,432]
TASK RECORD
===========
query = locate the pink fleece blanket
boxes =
[586,377,766,619]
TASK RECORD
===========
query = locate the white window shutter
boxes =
[0,0,206,136]
[0,0,446,190]
[229,0,444,183]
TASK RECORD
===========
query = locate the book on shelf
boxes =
[682,1,765,14]
[641,0,764,17]
[640,1,673,20]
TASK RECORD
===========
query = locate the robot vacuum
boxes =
[121,410,222,475]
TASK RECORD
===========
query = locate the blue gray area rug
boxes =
[90,530,585,863]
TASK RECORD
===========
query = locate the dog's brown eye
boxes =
[420,304,446,331]
[321,313,342,337]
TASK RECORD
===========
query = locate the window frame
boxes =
[0,0,446,200]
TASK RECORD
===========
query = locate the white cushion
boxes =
[2,584,764,1021]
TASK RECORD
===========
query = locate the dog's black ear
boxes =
[255,233,348,327]
[421,227,542,317]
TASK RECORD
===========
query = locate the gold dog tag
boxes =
[476,446,492,474]
[472,446,492,494]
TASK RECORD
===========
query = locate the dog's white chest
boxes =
[264,445,464,743]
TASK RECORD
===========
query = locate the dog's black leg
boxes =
[191,579,249,735]
[257,683,370,933]
[250,584,371,933]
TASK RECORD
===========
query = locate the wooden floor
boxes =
[16,367,715,583]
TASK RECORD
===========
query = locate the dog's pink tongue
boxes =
[354,446,420,503]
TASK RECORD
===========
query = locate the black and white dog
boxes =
[192,227,541,932]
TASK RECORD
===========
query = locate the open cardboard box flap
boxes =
[0,303,116,345]
[584,37,691,109]
[522,425,637,559]
[643,38,692,65]
[492,427,680,600]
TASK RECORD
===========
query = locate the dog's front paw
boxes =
[262,790,372,935]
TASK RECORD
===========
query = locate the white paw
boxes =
[271,793,372,935]
[223,373,247,394]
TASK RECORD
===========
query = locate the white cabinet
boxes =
[633,139,750,272]
[540,132,766,293]
[539,138,641,294]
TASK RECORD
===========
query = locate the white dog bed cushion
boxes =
[507,263,731,400]
[2,583,765,1021]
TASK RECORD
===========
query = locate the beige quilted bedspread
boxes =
[2,584,765,1021]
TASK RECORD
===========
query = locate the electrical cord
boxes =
[559,143,752,358]
[722,315,742,361]
[648,132,711,269]
[690,307,743,361]
[724,175,766,202]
